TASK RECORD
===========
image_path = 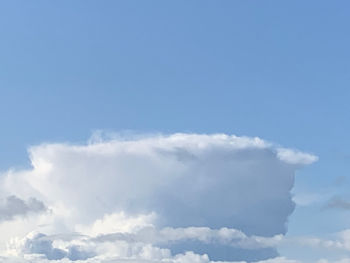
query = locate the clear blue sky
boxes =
[0,1,350,261]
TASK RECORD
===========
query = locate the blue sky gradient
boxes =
[0,1,350,262]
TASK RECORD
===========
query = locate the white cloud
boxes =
[0,133,317,262]
[294,229,350,251]
[276,148,318,166]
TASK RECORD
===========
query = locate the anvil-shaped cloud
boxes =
[0,134,317,262]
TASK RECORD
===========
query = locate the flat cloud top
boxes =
[0,133,317,262]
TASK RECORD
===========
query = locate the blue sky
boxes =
[0,1,350,262]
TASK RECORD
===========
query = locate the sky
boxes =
[0,1,350,262]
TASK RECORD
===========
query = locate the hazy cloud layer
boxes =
[0,133,317,262]
[324,196,350,210]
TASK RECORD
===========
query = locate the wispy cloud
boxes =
[324,196,350,211]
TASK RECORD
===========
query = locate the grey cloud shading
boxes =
[168,241,278,262]
[0,195,47,222]
[152,147,296,237]
[324,196,350,210]
[90,226,282,249]
[21,233,95,261]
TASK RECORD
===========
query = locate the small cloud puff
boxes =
[276,148,318,165]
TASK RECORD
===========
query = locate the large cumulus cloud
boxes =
[0,133,317,262]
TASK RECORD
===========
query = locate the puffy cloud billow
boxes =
[0,133,317,262]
